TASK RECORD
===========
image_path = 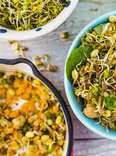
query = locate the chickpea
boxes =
[25,131,35,138]
[12,115,25,129]
[84,104,98,119]
[41,135,53,146]
[5,127,13,134]
[41,135,50,142]
[7,88,15,97]
[28,114,38,124]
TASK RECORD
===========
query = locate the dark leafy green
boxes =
[93,24,104,34]
[105,96,116,111]
[66,46,93,81]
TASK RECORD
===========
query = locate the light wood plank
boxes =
[74,139,116,156]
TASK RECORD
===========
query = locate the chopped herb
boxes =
[105,96,116,111]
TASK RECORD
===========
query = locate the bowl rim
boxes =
[64,11,116,140]
[0,58,73,155]
[0,0,78,40]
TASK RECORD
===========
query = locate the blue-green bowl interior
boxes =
[64,11,116,140]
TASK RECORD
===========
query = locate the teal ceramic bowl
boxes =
[64,11,116,140]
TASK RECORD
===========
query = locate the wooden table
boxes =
[0,0,116,155]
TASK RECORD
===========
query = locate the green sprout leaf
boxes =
[93,24,104,34]
[104,96,116,110]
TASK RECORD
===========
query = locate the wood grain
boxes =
[74,139,116,156]
[0,0,116,155]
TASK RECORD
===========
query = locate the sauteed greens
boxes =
[0,0,69,31]
[72,16,116,130]
[0,71,66,156]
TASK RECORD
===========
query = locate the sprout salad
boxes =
[72,16,116,130]
[0,0,69,31]
[0,71,66,156]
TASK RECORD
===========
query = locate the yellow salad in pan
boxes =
[0,71,66,156]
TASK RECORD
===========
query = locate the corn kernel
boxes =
[56,116,62,125]
[33,79,40,86]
